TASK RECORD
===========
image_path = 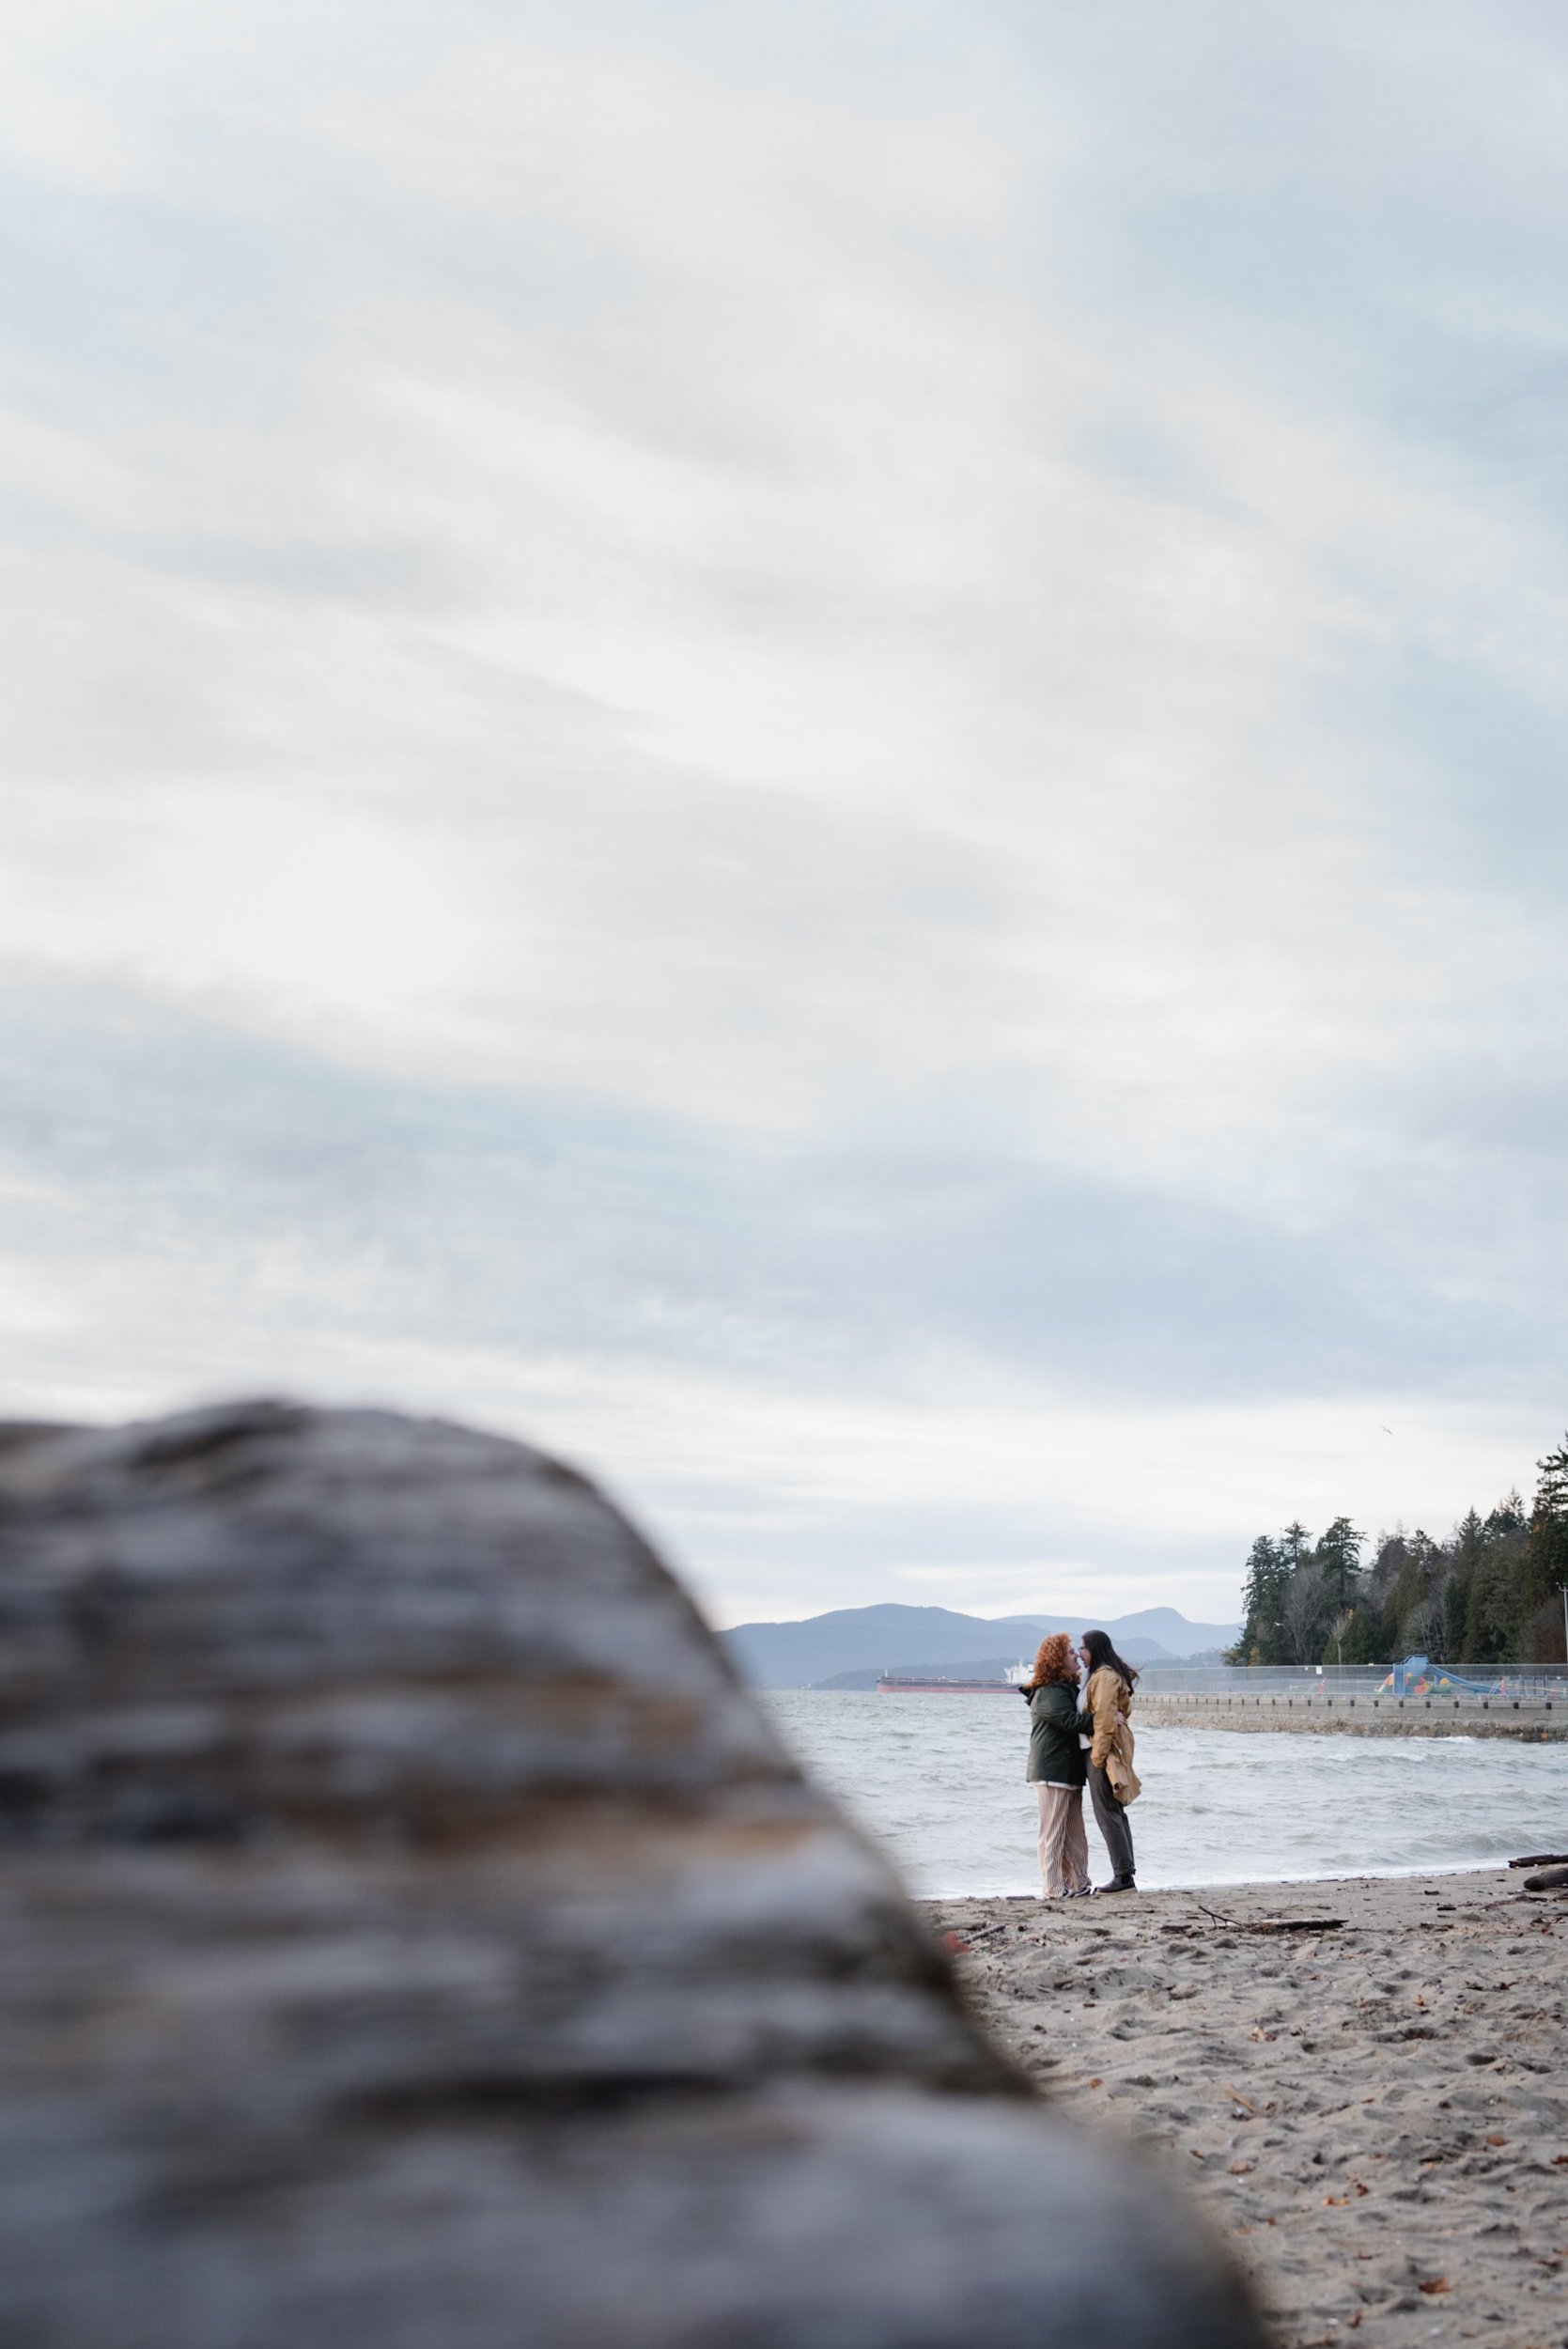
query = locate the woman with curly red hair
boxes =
[1017,1630,1091,1898]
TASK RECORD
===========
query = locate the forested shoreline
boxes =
[1226,1434,1568,1667]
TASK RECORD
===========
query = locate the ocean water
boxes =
[764,1690,1568,1895]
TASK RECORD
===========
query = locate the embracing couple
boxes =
[1019,1629,1141,1898]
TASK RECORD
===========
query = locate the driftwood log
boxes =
[0,1402,1261,2348]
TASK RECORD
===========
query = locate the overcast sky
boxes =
[3,1,1565,1626]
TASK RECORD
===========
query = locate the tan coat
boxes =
[1085,1667,1141,1803]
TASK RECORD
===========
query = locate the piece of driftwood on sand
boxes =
[0,1401,1263,2349]
[1192,1904,1346,1935]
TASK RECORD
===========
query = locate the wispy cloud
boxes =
[3,1,1564,1619]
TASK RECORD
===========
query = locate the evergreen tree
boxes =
[1538,1442,1568,1515]
[1449,1506,1484,1600]
[1519,1438,1568,1661]
[1437,1508,1484,1666]
[1341,1608,1386,1665]
[1315,1516,1366,1610]
[1222,1452,1566,1673]
[1442,1573,1467,1660]
[1462,1538,1518,1663]
[1229,1534,1289,1663]
[1364,1529,1406,1635]
[1382,1528,1440,1657]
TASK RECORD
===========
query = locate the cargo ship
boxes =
[877,1665,1031,1695]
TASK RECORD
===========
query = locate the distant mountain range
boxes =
[722,1602,1241,1688]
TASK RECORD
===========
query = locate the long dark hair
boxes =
[1080,1628,1139,1687]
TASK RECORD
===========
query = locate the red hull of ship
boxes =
[876,1677,1016,1694]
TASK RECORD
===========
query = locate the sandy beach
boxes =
[930,1869,1568,2348]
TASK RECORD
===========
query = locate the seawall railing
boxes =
[1134,1663,1568,1700]
[1132,1663,1568,1735]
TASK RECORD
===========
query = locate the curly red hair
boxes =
[1024,1630,1078,1690]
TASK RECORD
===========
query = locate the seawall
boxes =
[1137,1693,1568,1741]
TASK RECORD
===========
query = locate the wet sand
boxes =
[930,1870,1568,2348]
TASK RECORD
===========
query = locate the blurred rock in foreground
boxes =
[0,1401,1261,2348]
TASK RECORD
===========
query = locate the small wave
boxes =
[766,1692,1568,1896]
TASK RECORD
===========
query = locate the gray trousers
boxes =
[1088,1764,1135,1884]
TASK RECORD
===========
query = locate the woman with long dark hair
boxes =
[1078,1628,1140,1893]
[1017,1631,1093,1897]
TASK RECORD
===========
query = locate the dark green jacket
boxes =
[1022,1680,1091,1787]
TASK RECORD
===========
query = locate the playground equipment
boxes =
[1382,1654,1503,1697]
